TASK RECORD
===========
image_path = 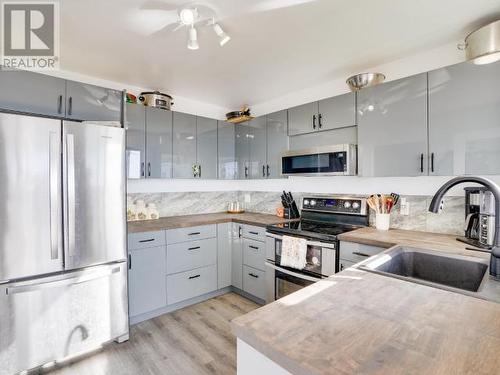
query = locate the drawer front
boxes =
[243,238,266,271]
[166,224,216,244]
[242,224,266,242]
[167,238,217,275]
[242,265,266,301]
[339,259,357,272]
[128,231,166,250]
[340,241,385,263]
[166,265,217,305]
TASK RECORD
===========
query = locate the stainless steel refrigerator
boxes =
[0,113,128,375]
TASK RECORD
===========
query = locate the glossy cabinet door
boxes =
[235,123,250,179]
[266,110,288,178]
[248,116,267,179]
[317,92,356,130]
[125,103,146,178]
[196,116,218,179]
[65,80,122,121]
[218,121,237,179]
[358,73,428,177]
[217,223,232,289]
[146,107,173,178]
[288,101,318,136]
[0,68,66,117]
[231,224,243,290]
[428,61,500,175]
[173,112,197,178]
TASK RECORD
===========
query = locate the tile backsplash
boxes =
[128,191,466,236]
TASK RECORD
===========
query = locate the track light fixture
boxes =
[187,25,199,50]
[213,23,231,46]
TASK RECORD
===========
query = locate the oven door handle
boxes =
[265,261,322,283]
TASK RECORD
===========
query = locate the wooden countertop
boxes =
[232,228,500,375]
[128,212,295,233]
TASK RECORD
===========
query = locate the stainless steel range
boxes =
[265,196,369,303]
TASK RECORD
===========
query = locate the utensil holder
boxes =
[375,213,390,231]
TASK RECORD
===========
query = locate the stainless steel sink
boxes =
[359,246,489,293]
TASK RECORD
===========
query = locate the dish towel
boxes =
[280,235,308,270]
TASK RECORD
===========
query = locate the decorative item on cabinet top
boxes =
[226,105,253,124]
[138,91,174,110]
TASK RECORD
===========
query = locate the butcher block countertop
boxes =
[127,212,295,233]
[232,228,500,375]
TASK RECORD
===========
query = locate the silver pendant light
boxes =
[459,20,500,65]
[346,73,386,91]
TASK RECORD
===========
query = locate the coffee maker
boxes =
[458,187,495,249]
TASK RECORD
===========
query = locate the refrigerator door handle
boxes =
[5,266,121,295]
[66,133,76,257]
[49,132,60,260]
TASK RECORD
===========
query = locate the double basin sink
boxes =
[358,246,500,302]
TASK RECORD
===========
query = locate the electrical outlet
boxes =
[400,198,410,216]
[244,194,251,203]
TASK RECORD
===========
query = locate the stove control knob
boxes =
[304,200,310,206]
[343,201,351,209]
[352,202,360,210]
[310,200,317,206]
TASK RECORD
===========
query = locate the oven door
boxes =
[265,261,322,303]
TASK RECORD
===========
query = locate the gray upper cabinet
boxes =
[218,121,237,179]
[317,93,356,131]
[125,103,146,178]
[196,116,218,179]
[146,107,173,178]
[0,68,66,117]
[288,102,318,136]
[65,80,122,122]
[248,116,267,179]
[358,73,428,177]
[173,112,197,178]
[235,123,250,179]
[428,61,500,176]
[266,110,288,178]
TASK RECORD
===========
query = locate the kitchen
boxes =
[2,0,500,374]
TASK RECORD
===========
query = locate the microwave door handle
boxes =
[265,262,322,283]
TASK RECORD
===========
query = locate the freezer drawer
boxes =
[0,263,128,375]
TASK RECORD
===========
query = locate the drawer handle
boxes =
[139,238,155,243]
[188,246,200,251]
[189,274,201,280]
[249,231,259,235]
[249,245,259,250]
[188,232,201,236]
[352,251,371,257]
[248,273,259,279]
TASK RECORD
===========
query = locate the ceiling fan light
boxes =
[213,23,231,46]
[179,8,196,26]
[187,26,199,50]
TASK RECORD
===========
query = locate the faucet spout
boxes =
[429,176,500,278]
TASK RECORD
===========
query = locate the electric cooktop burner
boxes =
[267,220,362,241]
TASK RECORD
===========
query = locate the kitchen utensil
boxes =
[375,213,390,230]
[138,91,174,110]
[390,193,400,206]
[346,73,386,91]
[126,93,137,104]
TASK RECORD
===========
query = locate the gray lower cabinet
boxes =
[166,238,217,275]
[266,110,288,178]
[231,223,244,289]
[242,238,266,271]
[128,245,167,318]
[65,80,122,121]
[0,68,66,117]
[339,241,385,268]
[166,224,217,244]
[218,121,237,179]
[428,60,500,175]
[339,259,356,271]
[196,116,218,179]
[241,225,266,300]
[217,223,233,289]
[146,107,173,178]
[125,103,146,178]
[288,101,318,136]
[357,73,428,177]
[166,265,218,305]
[242,265,266,301]
[173,112,197,178]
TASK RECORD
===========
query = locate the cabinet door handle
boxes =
[57,95,63,114]
[249,245,259,250]
[249,231,259,235]
[244,166,249,178]
[312,115,316,129]
[148,162,151,177]
[139,238,155,243]
[188,246,200,251]
[188,232,201,236]
[249,273,259,279]
[420,153,424,173]
[352,251,371,257]
[340,263,344,271]
[128,254,132,270]
[266,165,270,177]
[68,97,73,116]
[141,162,145,177]
[199,164,202,178]
[262,165,266,177]
[238,227,242,238]
[189,274,201,280]
[318,113,323,129]
[431,153,435,173]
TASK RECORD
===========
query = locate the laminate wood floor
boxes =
[46,293,259,375]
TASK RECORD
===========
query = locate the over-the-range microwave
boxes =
[281,144,357,176]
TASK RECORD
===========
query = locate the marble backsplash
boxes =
[128,191,466,236]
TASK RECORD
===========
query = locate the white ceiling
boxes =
[60,0,500,109]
